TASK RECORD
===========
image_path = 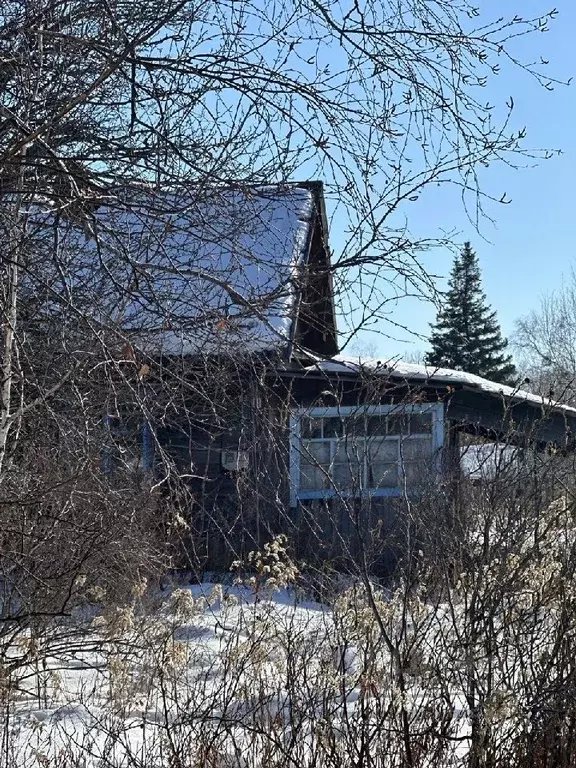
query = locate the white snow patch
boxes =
[3,583,481,767]
[460,442,520,480]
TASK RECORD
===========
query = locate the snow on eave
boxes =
[308,356,576,418]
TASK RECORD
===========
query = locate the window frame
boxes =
[289,403,444,506]
[101,413,155,474]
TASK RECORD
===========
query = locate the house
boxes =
[284,357,576,496]
[78,181,576,569]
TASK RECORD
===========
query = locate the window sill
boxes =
[295,487,410,501]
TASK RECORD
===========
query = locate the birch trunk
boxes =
[0,151,26,478]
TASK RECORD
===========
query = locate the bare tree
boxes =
[514,274,576,405]
[0,0,567,685]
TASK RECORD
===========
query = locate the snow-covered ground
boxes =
[2,510,569,766]
[3,584,341,767]
[0,577,510,767]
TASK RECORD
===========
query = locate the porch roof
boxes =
[310,356,576,417]
[299,356,576,447]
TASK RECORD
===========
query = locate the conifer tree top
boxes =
[425,242,517,385]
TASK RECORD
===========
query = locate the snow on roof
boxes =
[309,356,576,416]
[41,185,315,354]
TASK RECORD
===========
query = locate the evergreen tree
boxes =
[426,242,517,385]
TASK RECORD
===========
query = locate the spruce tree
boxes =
[426,242,517,385]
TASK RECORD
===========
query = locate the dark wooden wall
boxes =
[150,365,576,575]
[151,364,293,571]
[152,366,446,574]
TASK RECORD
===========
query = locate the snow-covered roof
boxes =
[309,356,576,416]
[39,185,315,354]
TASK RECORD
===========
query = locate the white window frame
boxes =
[289,403,444,506]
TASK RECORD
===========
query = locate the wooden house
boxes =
[86,181,576,569]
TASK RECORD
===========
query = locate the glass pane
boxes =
[335,438,365,462]
[301,417,322,439]
[403,461,430,485]
[301,440,331,463]
[366,438,398,462]
[366,415,387,436]
[323,416,344,437]
[387,413,408,435]
[400,438,432,461]
[333,461,362,489]
[370,462,398,488]
[409,413,433,434]
[300,463,329,490]
[344,415,366,436]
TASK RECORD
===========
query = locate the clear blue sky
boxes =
[345,0,576,362]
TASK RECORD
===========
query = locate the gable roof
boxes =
[32,182,337,358]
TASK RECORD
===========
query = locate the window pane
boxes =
[344,416,366,436]
[366,438,398,463]
[370,462,398,488]
[400,438,432,461]
[300,462,329,490]
[366,415,387,436]
[403,461,431,485]
[335,438,365,462]
[333,461,362,489]
[387,414,408,435]
[409,414,433,434]
[301,417,322,439]
[323,417,344,437]
[301,440,331,463]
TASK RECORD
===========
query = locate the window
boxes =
[101,414,154,474]
[290,404,443,504]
